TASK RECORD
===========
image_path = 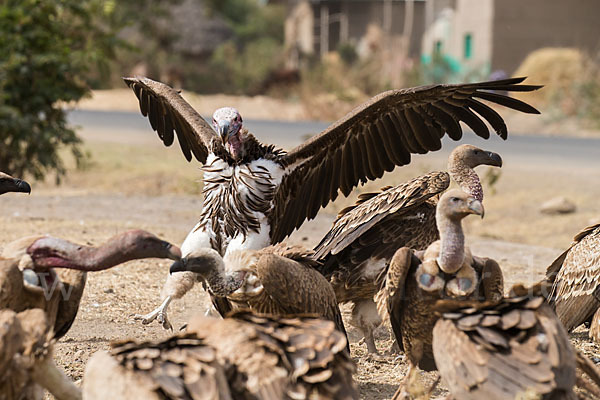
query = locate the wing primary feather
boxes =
[404,107,439,151]
[364,126,386,179]
[172,112,193,161]
[474,91,541,114]
[148,95,159,131]
[394,110,427,153]
[326,149,342,207]
[140,89,149,117]
[466,98,508,139]
[373,120,397,172]
[428,103,463,140]
[379,117,408,165]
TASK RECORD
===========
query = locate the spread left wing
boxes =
[270,77,542,243]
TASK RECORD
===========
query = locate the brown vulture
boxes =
[123,76,540,329]
[313,143,502,353]
[432,284,580,400]
[0,230,181,340]
[83,311,357,400]
[379,190,503,396]
[169,243,349,351]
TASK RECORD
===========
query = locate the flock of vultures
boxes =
[2,76,600,400]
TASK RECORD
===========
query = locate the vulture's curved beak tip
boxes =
[16,179,31,194]
[488,152,503,168]
[468,200,485,218]
[169,259,186,275]
[217,122,230,143]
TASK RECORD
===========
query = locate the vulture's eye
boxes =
[451,197,460,202]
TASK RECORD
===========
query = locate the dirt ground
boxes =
[2,127,600,398]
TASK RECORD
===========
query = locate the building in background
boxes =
[422,0,600,82]
[285,0,600,83]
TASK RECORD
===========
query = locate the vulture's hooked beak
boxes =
[170,258,187,275]
[0,177,31,194]
[468,199,485,218]
[217,121,232,143]
[487,151,503,167]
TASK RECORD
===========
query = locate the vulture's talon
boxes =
[133,296,173,330]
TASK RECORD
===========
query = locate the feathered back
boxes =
[433,288,576,400]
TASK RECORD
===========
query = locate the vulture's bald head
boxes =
[212,107,244,160]
[437,189,484,221]
[0,172,31,195]
[449,144,502,169]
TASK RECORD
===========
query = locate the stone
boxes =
[540,197,576,215]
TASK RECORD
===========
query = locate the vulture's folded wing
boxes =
[123,76,221,163]
[547,224,600,331]
[314,171,449,260]
[376,247,416,351]
[270,77,542,243]
[472,256,504,302]
[432,295,576,399]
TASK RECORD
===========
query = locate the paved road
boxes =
[68,109,600,169]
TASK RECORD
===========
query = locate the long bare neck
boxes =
[203,268,245,296]
[29,236,154,271]
[448,159,483,202]
[436,212,465,273]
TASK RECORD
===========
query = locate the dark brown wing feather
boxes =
[314,171,449,260]
[547,224,600,331]
[191,312,358,400]
[123,76,222,163]
[270,77,542,243]
[473,256,504,302]
[433,294,577,399]
[109,334,231,400]
[377,248,417,354]
[254,250,349,349]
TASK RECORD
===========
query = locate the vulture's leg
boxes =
[133,269,199,330]
[350,299,381,354]
[30,356,82,400]
[133,295,173,330]
[589,307,600,343]
[391,362,419,400]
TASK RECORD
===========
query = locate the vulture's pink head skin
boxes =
[212,107,244,159]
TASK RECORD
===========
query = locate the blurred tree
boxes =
[200,0,286,94]
[0,0,125,180]
[0,0,180,181]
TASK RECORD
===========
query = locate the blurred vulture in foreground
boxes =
[124,76,541,330]
[432,283,600,400]
[0,308,81,400]
[0,230,181,339]
[379,190,503,391]
[314,144,502,353]
[0,172,31,195]
[546,224,600,342]
[83,311,357,400]
[170,244,348,348]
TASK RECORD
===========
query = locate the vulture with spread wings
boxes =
[123,76,541,328]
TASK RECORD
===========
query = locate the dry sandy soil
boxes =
[2,113,600,398]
